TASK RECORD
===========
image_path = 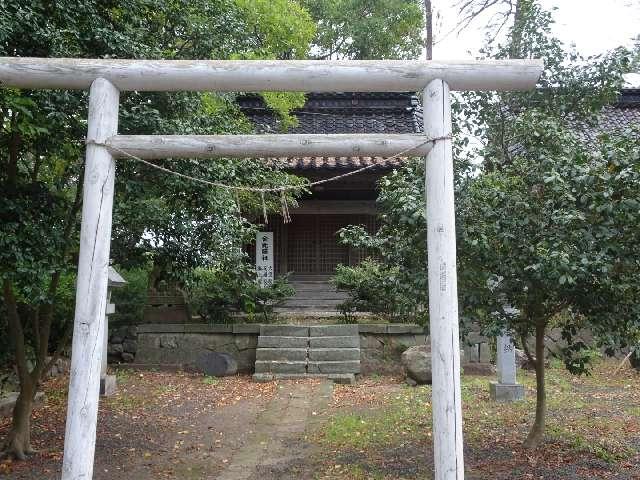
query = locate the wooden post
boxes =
[424,79,464,479]
[61,78,119,480]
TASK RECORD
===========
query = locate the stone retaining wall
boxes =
[121,324,491,375]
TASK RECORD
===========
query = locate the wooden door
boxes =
[286,214,377,275]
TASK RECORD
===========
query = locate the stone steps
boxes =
[253,324,360,381]
[277,278,350,313]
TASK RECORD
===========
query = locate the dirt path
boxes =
[217,381,332,480]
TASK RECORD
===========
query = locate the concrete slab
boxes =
[260,325,309,337]
[308,348,361,361]
[254,360,307,374]
[310,336,360,348]
[307,360,360,374]
[256,348,308,362]
[309,325,358,337]
[258,336,309,348]
[489,381,525,402]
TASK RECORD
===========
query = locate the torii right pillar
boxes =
[424,79,465,479]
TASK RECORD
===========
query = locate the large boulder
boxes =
[195,352,238,377]
[401,345,432,384]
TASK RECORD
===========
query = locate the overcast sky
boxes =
[434,0,639,60]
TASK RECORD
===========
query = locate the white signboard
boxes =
[256,232,274,288]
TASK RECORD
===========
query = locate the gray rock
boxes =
[195,352,238,377]
[462,363,495,376]
[122,340,137,354]
[108,343,124,355]
[110,334,124,344]
[515,348,536,370]
[401,345,432,384]
[1,392,46,418]
[160,336,178,349]
[121,352,135,363]
[125,325,138,339]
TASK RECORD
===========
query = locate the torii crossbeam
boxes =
[0,57,543,480]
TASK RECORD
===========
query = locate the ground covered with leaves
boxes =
[0,370,277,479]
[1,361,639,479]
[310,362,640,479]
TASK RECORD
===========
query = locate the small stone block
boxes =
[357,324,387,334]
[256,348,308,362]
[260,325,309,337]
[252,373,274,382]
[100,375,117,396]
[308,361,360,374]
[489,381,525,403]
[479,343,491,363]
[328,374,356,385]
[254,361,307,374]
[309,325,358,337]
[386,324,423,334]
[137,324,186,334]
[184,323,233,333]
[310,336,360,348]
[232,324,261,334]
[309,348,361,361]
[258,336,309,348]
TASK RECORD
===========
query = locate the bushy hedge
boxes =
[186,265,294,323]
[332,259,428,325]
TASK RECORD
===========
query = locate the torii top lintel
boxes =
[0,58,543,92]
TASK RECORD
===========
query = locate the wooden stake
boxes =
[61,78,119,480]
[424,79,465,479]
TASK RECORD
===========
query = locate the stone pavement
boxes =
[213,380,332,480]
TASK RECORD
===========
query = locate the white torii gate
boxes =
[0,57,542,480]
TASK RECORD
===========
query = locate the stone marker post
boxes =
[490,334,525,402]
[256,232,274,288]
[100,266,126,396]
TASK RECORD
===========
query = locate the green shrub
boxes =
[110,265,152,325]
[186,265,294,323]
[332,259,428,325]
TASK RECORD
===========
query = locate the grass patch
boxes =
[321,386,431,449]
[202,376,219,385]
[115,368,133,383]
[103,393,145,411]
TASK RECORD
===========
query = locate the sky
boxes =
[433,0,639,68]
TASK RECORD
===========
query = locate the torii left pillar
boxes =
[61,78,119,480]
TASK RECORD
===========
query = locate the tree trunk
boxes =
[524,317,546,448]
[424,0,433,60]
[509,0,525,58]
[2,380,35,460]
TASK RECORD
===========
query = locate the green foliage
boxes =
[186,266,294,323]
[302,0,423,59]
[457,2,639,371]
[234,0,315,59]
[334,159,430,324]
[332,259,427,325]
[202,376,219,385]
[109,265,153,325]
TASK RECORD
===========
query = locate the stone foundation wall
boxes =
[118,324,491,375]
[135,324,259,373]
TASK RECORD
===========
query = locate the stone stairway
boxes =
[277,275,350,314]
[253,324,360,383]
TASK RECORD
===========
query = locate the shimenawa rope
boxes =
[86,135,451,223]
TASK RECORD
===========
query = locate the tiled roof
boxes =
[238,92,423,170]
[576,89,640,143]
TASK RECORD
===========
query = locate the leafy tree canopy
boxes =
[302,0,424,59]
